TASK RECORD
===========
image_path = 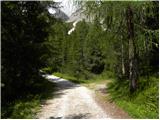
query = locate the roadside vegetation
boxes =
[1,77,56,118]
[1,1,158,119]
[52,72,159,118]
[1,1,57,118]
[53,72,112,84]
[107,76,159,118]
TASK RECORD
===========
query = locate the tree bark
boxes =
[121,39,125,76]
[126,6,138,92]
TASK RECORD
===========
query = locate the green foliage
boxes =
[83,1,159,79]
[1,1,52,102]
[41,67,53,74]
[53,72,83,84]
[1,77,56,118]
[53,72,112,85]
[1,1,57,118]
[107,76,159,118]
[44,21,69,72]
[9,99,40,119]
[1,1,158,119]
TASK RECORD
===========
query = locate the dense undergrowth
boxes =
[1,77,56,119]
[107,76,159,119]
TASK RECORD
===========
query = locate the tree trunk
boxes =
[126,6,138,93]
[121,39,125,76]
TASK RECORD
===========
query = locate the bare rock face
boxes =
[53,8,69,21]
[67,8,86,35]
[67,8,86,23]
[51,0,89,23]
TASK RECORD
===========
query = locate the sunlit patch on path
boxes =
[36,75,110,119]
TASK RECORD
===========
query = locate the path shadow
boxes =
[49,113,91,119]
[42,74,81,99]
[49,116,62,119]
[65,113,91,119]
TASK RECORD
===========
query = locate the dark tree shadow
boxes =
[40,74,81,100]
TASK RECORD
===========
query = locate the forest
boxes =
[1,1,159,119]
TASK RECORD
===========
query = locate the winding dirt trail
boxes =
[36,75,110,119]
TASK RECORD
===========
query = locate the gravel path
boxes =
[36,75,110,119]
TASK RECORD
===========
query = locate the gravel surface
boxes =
[36,75,110,119]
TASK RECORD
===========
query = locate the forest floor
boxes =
[36,75,131,119]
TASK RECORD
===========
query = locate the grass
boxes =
[54,72,159,119]
[53,72,112,85]
[2,97,41,119]
[107,76,159,119]
[1,71,111,119]
[1,77,56,119]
